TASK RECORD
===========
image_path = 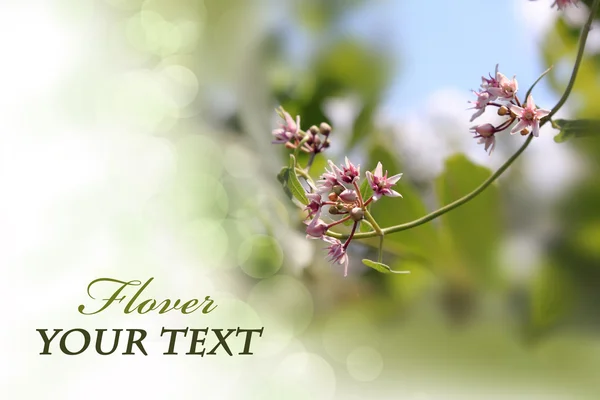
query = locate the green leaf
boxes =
[367,142,438,260]
[362,259,410,274]
[552,119,600,143]
[359,219,374,233]
[531,264,574,331]
[277,166,293,200]
[435,154,501,283]
[359,176,374,204]
[286,155,309,205]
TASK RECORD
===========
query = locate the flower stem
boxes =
[546,0,599,122]
[364,209,383,236]
[342,222,358,250]
[327,134,533,240]
[326,0,598,242]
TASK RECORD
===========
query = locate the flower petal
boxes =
[536,108,550,118]
[373,162,383,178]
[511,119,528,134]
[526,94,535,109]
[509,104,524,117]
[386,173,403,185]
[532,121,540,137]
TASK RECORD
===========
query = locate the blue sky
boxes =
[343,0,559,114]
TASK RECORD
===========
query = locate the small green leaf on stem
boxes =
[362,259,410,274]
[277,167,293,200]
[552,119,600,143]
[286,155,309,205]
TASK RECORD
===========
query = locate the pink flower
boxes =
[305,193,322,219]
[336,157,361,184]
[469,90,491,122]
[316,161,342,193]
[323,236,349,276]
[487,73,518,100]
[552,0,578,10]
[365,162,402,201]
[272,108,300,144]
[306,217,328,239]
[470,124,496,155]
[480,64,500,93]
[509,94,550,137]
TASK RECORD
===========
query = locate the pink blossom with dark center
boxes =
[316,161,342,193]
[305,193,322,219]
[366,162,403,201]
[487,73,518,100]
[337,157,361,184]
[272,109,300,144]
[509,94,550,137]
[480,64,500,94]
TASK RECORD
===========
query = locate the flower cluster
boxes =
[469,65,550,155]
[272,107,331,155]
[303,158,402,276]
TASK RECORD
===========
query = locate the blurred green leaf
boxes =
[362,259,410,274]
[368,142,438,260]
[384,260,434,305]
[435,155,501,282]
[552,119,600,143]
[359,219,373,233]
[359,175,374,205]
[531,264,575,330]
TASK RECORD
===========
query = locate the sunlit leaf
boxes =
[435,154,501,282]
[362,259,410,274]
[552,119,600,143]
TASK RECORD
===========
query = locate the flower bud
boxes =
[338,189,358,203]
[497,106,509,116]
[304,131,314,143]
[350,207,364,222]
[323,139,331,149]
[309,125,319,135]
[520,128,529,136]
[332,185,345,196]
[319,122,332,136]
[470,123,495,138]
[328,192,338,202]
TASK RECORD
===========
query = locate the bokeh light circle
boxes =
[238,235,283,279]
